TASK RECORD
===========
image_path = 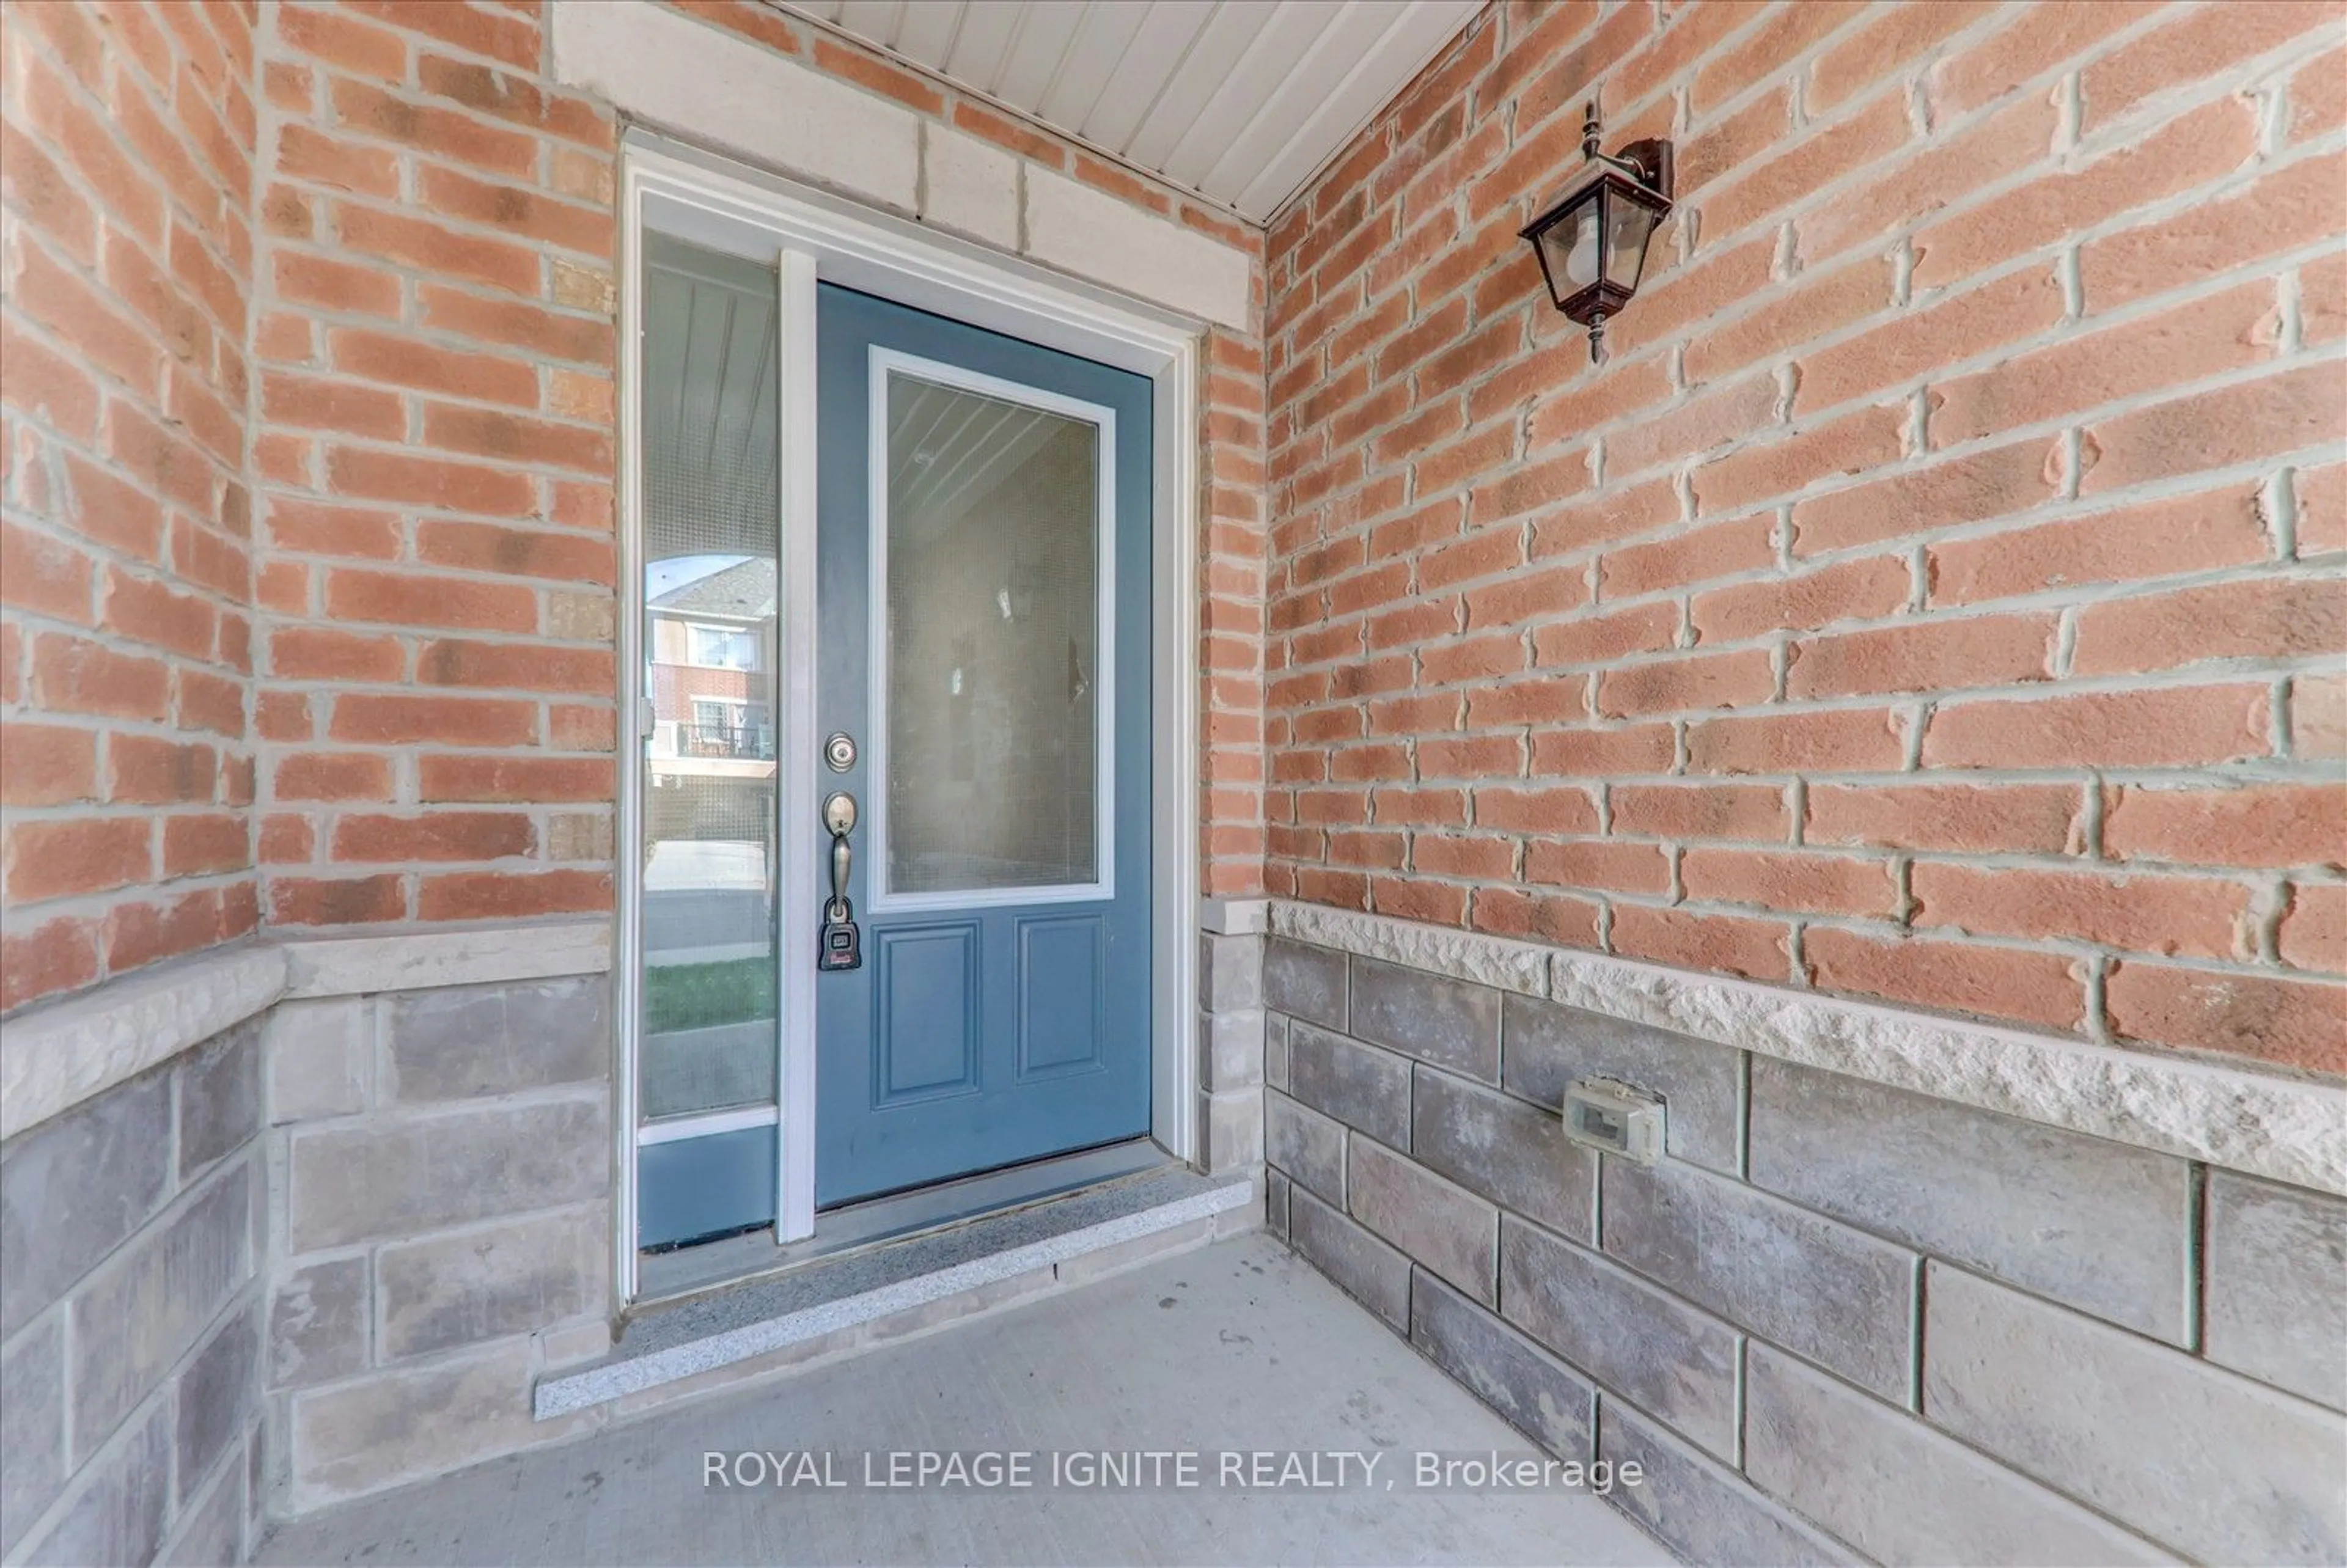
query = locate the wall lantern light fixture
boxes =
[1521,103,1675,365]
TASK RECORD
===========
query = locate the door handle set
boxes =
[818,788,861,971]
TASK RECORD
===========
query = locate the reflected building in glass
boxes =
[637,236,784,1130]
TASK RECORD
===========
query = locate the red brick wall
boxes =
[1205,326,1272,899]
[248,0,622,931]
[1263,0,2347,1074]
[2,0,1267,1011]
[1,1,261,1011]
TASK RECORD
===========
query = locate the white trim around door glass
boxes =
[864,345,1117,915]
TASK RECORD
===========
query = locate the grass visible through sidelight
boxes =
[643,956,777,1033]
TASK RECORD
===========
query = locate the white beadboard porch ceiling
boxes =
[774,1,1484,223]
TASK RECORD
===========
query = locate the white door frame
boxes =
[615,131,1202,1303]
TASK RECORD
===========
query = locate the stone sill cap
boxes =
[1269,899,2347,1198]
[8,901,2339,1198]
[1,918,611,1143]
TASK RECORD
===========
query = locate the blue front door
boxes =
[813,285,1153,1207]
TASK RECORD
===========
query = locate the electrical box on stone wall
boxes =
[1562,1077,1665,1164]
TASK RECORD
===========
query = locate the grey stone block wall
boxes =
[0,1018,267,1566]
[1197,931,1268,1191]
[22,937,1250,1535]
[2203,1171,2347,1409]
[262,974,615,1515]
[1262,932,2347,1566]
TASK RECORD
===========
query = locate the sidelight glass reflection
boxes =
[637,234,782,1121]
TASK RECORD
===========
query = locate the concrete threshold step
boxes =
[535,1168,1255,1418]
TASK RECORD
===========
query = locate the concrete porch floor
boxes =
[256,1233,1675,1566]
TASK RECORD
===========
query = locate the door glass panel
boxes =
[881,370,1101,897]
[638,233,780,1121]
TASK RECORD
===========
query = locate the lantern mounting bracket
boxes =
[1581,101,1674,199]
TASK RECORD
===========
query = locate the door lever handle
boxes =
[821,791,858,918]
[819,791,861,972]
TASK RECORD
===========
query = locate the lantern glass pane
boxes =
[1537,189,1604,296]
[1605,198,1661,292]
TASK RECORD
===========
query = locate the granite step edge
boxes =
[628,1165,1222,1350]
[534,1174,1255,1418]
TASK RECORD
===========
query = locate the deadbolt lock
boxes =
[825,731,858,772]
